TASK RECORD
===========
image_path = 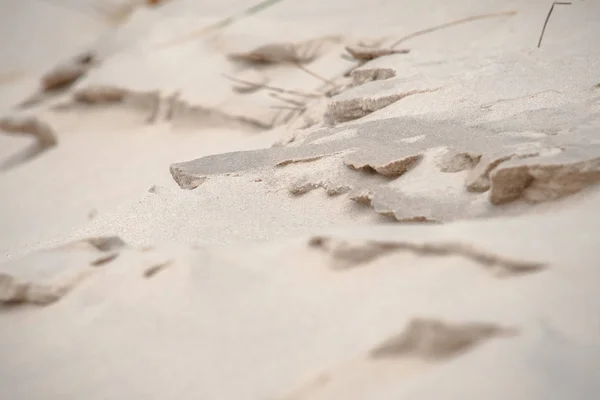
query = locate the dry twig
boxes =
[537,2,572,48]
[389,10,517,49]
[222,74,320,98]
[158,0,286,48]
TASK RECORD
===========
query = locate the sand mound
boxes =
[2,0,600,399]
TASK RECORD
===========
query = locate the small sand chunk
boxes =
[41,52,96,92]
[344,152,422,178]
[90,252,120,267]
[370,319,517,360]
[349,188,374,205]
[438,151,482,173]
[143,260,173,278]
[329,87,440,123]
[289,178,351,196]
[73,85,127,104]
[345,45,410,61]
[351,67,396,86]
[85,236,127,252]
[42,63,89,92]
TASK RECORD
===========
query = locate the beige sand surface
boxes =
[1,0,600,399]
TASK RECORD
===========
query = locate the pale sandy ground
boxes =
[1,0,600,399]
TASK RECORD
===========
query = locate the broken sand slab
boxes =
[0,236,125,306]
[270,44,600,148]
[329,46,600,125]
[170,116,600,222]
[0,235,177,306]
[3,192,600,399]
[328,78,443,123]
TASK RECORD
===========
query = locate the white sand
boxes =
[1,0,600,399]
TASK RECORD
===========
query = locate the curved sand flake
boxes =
[490,149,600,205]
[344,152,422,177]
[350,67,396,87]
[370,318,517,360]
[309,235,545,277]
[329,86,442,123]
[279,318,518,400]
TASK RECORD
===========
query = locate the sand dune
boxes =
[1,0,600,399]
